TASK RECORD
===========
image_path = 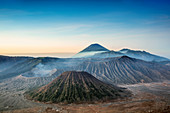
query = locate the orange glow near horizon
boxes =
[0,47,78,54]
[0,37,84,54]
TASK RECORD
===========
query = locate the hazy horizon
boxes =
[1,52,76,58]
[0,0,170,58]
[1,45,170,59]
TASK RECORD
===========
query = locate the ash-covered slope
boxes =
[0,55,32,72]
[1,55,170,85]
[0,57,61,79]
[0,58,42,80]
[73,56,170,84]
[26,71,130,103]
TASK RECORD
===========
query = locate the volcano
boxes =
[26,71,130,103]
[80,43,110,52]
[73,43,110,58]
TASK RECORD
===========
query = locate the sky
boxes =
[0,0,170,58]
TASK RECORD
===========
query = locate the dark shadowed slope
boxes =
[26,71,130,103]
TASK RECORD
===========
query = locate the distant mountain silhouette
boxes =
[80,43,110,52]
[119,49,169,61]
[73,43,110,58]
[90,48,169,62]
[73,44,169,61]
[26,71,130,103]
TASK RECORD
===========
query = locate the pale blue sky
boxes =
[0,0,170,58]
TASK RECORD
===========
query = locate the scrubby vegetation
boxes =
[26,71,130,103]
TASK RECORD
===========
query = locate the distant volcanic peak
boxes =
[118,56,135,61]
[73,43,110,58]
[120,48,130,51]
[120,55,132,59]
[119,48,149,54]
[119,48,131,53]
[27,71,130,103]
[80,43,110,53]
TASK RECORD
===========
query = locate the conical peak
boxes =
[80,43,110,53]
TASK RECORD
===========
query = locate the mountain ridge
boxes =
[1,55,170,84]
[72,44,169,61]
[91,47,169,62]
